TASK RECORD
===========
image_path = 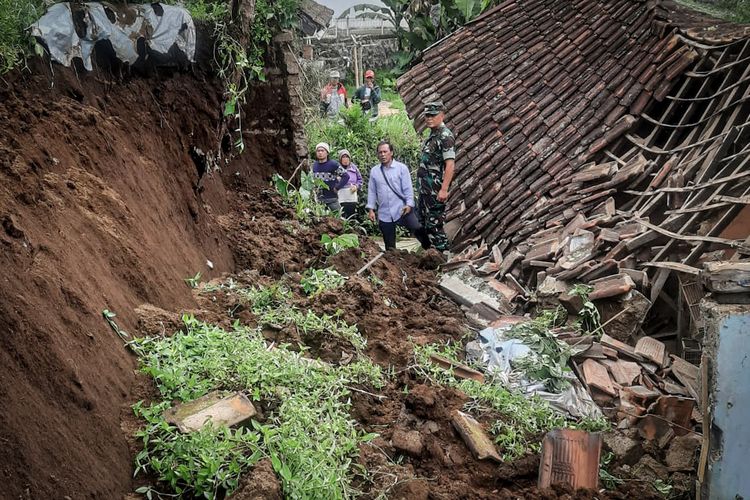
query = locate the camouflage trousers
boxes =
[417,191,449,251]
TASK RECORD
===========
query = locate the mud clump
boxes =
[229,459,282,500]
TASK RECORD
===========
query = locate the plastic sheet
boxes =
[468,326,602,419]
[30,2,195,71]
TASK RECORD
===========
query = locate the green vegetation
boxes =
[569,284,603,337]
[414,341,607,460]
[272,171,331,222]
[129,315,384,498]
[321,233,360,255]
[505,307,572,393]
[599,451,624,490]
[184,272,202,289]
[0,0,43,73]
[239,281,367,351]
[305,105,422,176]
[676,0,750,22]
[300,268,347,296]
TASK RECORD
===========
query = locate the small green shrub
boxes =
[0,0,43,74]
[321,233,359,255]
[129,316,383,498]
[273,171,331,222]
[300,268,347,296]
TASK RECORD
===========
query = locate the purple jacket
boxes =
[313,159,350,200]
[344,163,363,188]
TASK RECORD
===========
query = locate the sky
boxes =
[319,0,385,17]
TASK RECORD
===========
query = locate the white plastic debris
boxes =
[468,326,602,420]
[30,2,195,71]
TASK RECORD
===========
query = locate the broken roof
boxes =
[299,0,334,35]
[398,0,750,264]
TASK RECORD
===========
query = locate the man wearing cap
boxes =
[367,141,431,251]
[353,69,381,119]
[320,70,348,118]
[312,142,349,212]
[417,101,456,252]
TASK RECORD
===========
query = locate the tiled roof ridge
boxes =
[399,0,698,249]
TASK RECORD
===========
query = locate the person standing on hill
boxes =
[366,141,431,251]
[320,70,348,118]
[353,69,381,119]
[417,101,456,252]
[337,149,363,219]
[312,142,349,212]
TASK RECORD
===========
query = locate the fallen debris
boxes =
[164,391,257,433]
[391,429,424,458]
[538,429,601,489]
[428,354,485,383]
[451,411,502,462]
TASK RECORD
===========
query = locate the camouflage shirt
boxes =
[418,124,456,190]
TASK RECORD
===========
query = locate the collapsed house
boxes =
[400,0,750,495]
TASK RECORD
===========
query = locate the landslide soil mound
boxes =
[190,192,663,500]
[0,58,295,498]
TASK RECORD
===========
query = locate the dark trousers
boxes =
[341,202,357,219]
[378,210,432,251]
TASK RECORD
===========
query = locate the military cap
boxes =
[423,101,445,116]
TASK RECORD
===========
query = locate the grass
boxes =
[300,268,347,296]
[675,0,750,22]
[0,0,43,74]
[129,315,384,499]
[238,281,368,351]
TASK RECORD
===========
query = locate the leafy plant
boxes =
[240,282,367,351]
[599,451,624,490]
[133,400,262,498]
[413,343,569,461]
[652,479,673,496]
[505,308,573,392]
[300,268,347,296]
[102,309,130,341]
[321,233,360,255]
[570,284,603,337]
[273,171,331,222]
[0,0,43,74]
[129,316,384,498]
[184,272,202,289]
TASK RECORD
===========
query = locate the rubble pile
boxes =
[438,250,749,493]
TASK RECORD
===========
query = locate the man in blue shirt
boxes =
[366,141,431,251]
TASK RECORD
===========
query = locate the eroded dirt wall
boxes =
[0,57,296,497]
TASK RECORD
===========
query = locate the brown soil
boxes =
[0,52,295,499]
[189,192,666,499]
[1,38,676,500]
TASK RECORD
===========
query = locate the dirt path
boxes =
[378,100,404,117]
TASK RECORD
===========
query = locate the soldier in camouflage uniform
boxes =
[417,101,456,252]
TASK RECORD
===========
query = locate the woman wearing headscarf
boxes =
[337,149,363,219]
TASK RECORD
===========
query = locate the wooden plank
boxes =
[643,261,701,275]
[635,337,667,366]
[429,354,485,383]
[637,218,750,252]
[581,359,617,396]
